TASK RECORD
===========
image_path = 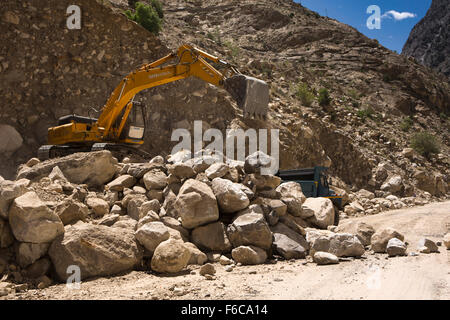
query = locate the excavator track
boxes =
[91,143,152,162]
[38,144,92,161]
[38,143,152,162]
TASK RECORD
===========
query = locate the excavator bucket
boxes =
[224,75,269,118]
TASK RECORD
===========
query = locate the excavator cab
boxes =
[120,101,146,142]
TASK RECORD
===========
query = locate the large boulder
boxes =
[150,239,191,273]
[0,124,23,153]
[227,212,272,249]
[127,163,165,179]
[307,229,365,257]
[381,175,404,194]
[135,221,170,254]
[174,179,219,229]
[106,174,136,191]
[211,178,250,213]
[0,219,14,248]
[417,238,439,253]
[244,151,274,175]
[205,162,229,179]
[112,215,138,231]
[191,221,232,253]
[247,174,281,191]
[54,200,89,225]
[231,245,267,265]
[17,151,117,188]
[24,258,52,279]
[276,182,307,217]
[0,179,29,219]
[302,198,335,229]
[371,228,404,253]
[335,221,375,246]
[167,163,196,179]
[313,252,339,265]
[126,194,148,221]
[49,222,142,281]
[386,238,407,257]
[143,169,168,190]
[160,216,189,240]
[16,242,50,268]
[139,200,161,217]
[184,242,208,265]
[9,192,64,243]
[270,222,308,259]
[85,197,109,217]
[279,213,309,236]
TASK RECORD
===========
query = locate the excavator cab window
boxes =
[127,102,146,140]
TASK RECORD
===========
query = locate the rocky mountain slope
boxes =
[402,0,450,79]
[0,0,449,199]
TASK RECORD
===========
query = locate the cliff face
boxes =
[0,0,449,197]
[402,0,450,78]
[0,0,236,179]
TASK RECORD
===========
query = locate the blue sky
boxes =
[294,0,432,53]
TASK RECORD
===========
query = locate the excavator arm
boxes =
[98,44,267,140]
[42,44,269,159]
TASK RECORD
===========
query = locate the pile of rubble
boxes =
[0,150,449,295]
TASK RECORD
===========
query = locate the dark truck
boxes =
[276,166,343,212]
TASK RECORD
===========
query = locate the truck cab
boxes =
[276,166,343,209]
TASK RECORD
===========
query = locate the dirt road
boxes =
[12,201,450,300]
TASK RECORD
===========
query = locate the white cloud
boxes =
[382,10,417,21]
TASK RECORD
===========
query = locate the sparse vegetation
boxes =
[410,132,440,158]
[224,40,240,59]
[206,28,222,44]
[125,1,163,35]
[318,88,331,106]
[128,0,137,7]
[400,116,414,132]
[352,101,360,108]
[348,89,359,101]
[295,82,315,107]
[150,0,164,19]
[357,106,375,122]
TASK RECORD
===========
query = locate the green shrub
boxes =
[295,82,314,107]
[318,88,331,106]
[410,132,440,158]
[400,116,413,132]
[125,2,162,35]
[348,89,359,101]
[128,0,138,7]
[357,107,375,121]
[224,40,240,59]
[150,0,164,18]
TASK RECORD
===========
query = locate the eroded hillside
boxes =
[0,0,449,198]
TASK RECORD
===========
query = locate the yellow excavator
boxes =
[38,44,269,160]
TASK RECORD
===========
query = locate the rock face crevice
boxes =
[402,0,450,79]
